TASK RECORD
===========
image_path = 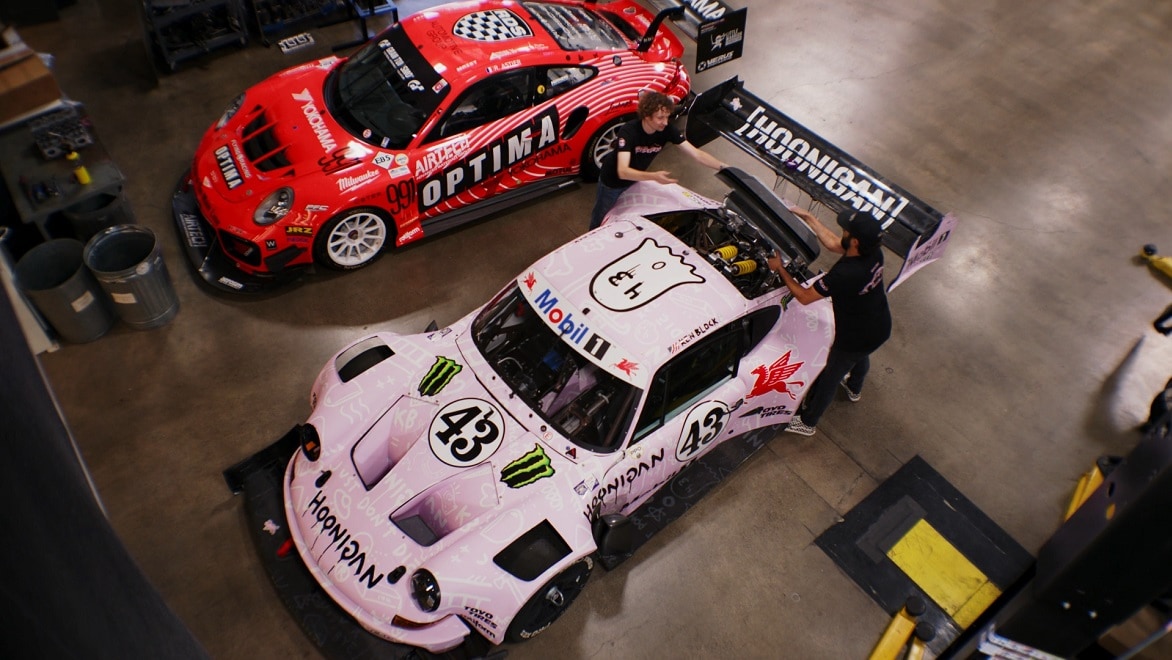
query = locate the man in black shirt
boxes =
[589,91,726,229]
[767,209,892,436]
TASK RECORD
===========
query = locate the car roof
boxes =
[518,220,752,389]
[400,1,632,80]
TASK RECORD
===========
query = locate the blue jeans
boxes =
[798,346,871,427]
[590,182,626,230]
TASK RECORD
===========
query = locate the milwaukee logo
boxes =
[337,170,380,193]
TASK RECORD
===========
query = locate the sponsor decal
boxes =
[306,204,329,212]
[590,238,704,312]
[500,444,555,488]
[456,59,479,73]
[230,141,252,179]
[337,169,380,194]
[418,356,462,397]
[485,58,521,75]
[490,45,541,61]
[589,448,665,512]
[453,9,532,41]
[415,136,471,179]
[305,490,385,589]
[614,359,638,377]
[676,402,729,461]
[373,153,394,169]
[418,108,560,212]
[399,226,423,242]
[178,212,207,248]
[729,97,910,225]
[669,317,719,354]
[265,239,277,250]
[533,287,611,361]
[747,350,805,400]
[286,226,313,236]
[739,404,794,419]
[320,147,362,175]
[292,88,338,154]
[428,398,504,467]
[389,165,410,179]
[214,145,243,189]
[464,607,498,635]
[217,276,244,290]
[377,40,417,83]
[683,0,726,21]
[395,153,408,166]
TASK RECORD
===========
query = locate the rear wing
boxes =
[684,76,956,289]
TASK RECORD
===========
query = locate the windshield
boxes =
[330,27,448,149]
[472,283,638,452]
[522,2,628,51]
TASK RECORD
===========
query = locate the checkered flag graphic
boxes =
[452,10,533,41]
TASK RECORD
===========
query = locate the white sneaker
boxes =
[840,377,861,402]
[785,416,816,436]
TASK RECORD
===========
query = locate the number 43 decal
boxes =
[675,402,729,461]
[429,398,505,467]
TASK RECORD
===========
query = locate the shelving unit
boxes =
[141,0,248,72]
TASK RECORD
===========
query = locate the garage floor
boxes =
[13,0,1172,658]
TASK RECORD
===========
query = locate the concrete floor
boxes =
[13,0,1172,657]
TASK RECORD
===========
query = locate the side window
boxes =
[536,66,595,103]
[427,69,534,141]
[632,321,744,441]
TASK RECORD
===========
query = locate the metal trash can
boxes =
[15,238,116,343]
[63,187,136,243]
[84,225,179,329]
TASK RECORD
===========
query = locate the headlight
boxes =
[254,188,294,226]
[411,570,441,612]
[298,424,321,462]
[215,94,245,129]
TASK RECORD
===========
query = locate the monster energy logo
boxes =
[500,444,554,488]
[418,356,462,396]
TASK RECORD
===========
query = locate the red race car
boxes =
[172,0,692,293]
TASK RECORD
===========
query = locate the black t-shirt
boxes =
[599,119,685,188]
[813,250,891,353]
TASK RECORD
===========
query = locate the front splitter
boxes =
[222,430,500,660]
[171,172,306,295]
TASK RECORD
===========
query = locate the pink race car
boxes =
[279,166,836,652]
[229,81,954,654]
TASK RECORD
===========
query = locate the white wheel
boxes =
[314,208,390,271]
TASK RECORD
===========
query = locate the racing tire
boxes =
[313,207,392,271]
[580,115,634,183]
[504,556,593,643]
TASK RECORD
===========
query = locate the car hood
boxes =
[285,322,602,639]
[193,58,382,210]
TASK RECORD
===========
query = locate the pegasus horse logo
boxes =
[748,351,805,400]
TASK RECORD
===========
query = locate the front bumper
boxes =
[223,429,490,659]
[171,171,306,294]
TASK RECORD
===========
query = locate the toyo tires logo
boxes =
[418,356,462,397]
[500,444,555,488]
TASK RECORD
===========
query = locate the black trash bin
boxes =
[84,225,179,329]
[15,238,116,343]
[63,188,135,243]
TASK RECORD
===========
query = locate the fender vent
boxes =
[493,520,571,581]
[337,338,394,383]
